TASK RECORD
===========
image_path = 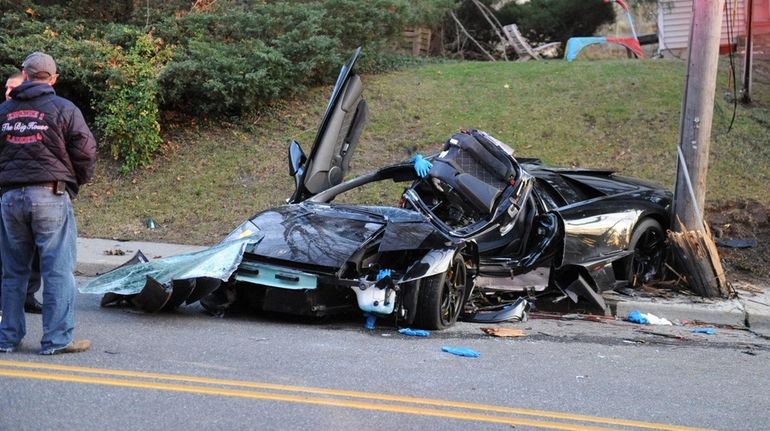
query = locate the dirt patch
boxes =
[707,199,770,284]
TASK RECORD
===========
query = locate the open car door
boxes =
[288,48,368,203]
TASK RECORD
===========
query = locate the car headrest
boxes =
[444,131,514,181]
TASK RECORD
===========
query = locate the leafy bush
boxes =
[158,38,292,116]
[1,0,449,170]
[95,34,168,172]
[154,0,415,115]
[0,7,168,171]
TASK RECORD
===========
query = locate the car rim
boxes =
[440,259,467,326]
[630,226,665,286]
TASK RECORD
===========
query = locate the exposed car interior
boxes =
[413,131,519,229]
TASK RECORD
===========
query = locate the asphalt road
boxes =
[1,277,769,431]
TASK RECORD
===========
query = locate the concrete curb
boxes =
[614,298,747,327]
[739,289,770,335]
[607,284,770,333]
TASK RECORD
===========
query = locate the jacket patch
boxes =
[6,133,42,144]
[6,110,44,121]
[2,121,49,134]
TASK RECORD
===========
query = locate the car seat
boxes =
[428,131,515,215]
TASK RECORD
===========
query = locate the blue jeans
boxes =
[0,186,77,353]
[0,251,42,305]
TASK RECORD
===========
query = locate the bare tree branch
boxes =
[470,0,508,60]
[449,11,496,61]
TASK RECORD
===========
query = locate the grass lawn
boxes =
[76,57,770,245]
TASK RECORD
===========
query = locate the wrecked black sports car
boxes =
[82,48,671,329]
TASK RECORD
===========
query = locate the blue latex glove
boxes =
[364,313,377,330]
[441,346,480,358]
[412,154,432,178]
[692,328,716,335]
[626,310,648,324]
[398,328,430,337]
[376,269,393,282]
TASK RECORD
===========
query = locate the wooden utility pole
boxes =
[670,0,729,297]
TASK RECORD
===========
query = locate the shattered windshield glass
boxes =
[79,234,264,296]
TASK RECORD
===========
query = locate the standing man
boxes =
[4,72,22,100]
[1,71,43,314]
[0,52,96,354]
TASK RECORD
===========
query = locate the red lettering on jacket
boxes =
[6,110,41,121]
[6,134,41,144]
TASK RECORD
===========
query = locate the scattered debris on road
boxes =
[398,328,430,337]
[442,346,480,358]
[481,327,527,338]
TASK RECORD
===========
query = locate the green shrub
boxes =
[158,38,292,116]
[95,34,168,172]
[154,0,416,115]
[0,7,169,171]
[1,0,447,170]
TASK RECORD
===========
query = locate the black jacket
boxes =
[0,81,96,196]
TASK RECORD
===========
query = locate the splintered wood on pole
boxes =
[668,220,728,297]
[670,0,730,298]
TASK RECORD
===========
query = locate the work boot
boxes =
[40,339,91,355]
[24,298,43,314]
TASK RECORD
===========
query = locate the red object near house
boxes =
[606,37,644,58]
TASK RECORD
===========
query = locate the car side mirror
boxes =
[288,140,307,177]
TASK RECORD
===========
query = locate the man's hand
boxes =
[412,154,432,178]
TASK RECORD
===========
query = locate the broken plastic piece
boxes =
[644,313,673,326]
[692,328,716,335]
[466,297,529,323]
[627,310,648,324]
[715,238,758,249]
[131,276,172,312]
[441,346,480,358]
[398,328,430,337]
[146,217,157,229]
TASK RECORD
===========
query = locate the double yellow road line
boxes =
[0,360,709,431]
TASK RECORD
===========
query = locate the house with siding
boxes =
[657,0,770,55]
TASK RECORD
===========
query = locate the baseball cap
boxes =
[21,52,57,77]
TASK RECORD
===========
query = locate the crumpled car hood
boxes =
[245,204,386,268]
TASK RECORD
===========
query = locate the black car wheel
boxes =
[626,218,665,287]
[414,253,468,330]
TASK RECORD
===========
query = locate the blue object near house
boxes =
[565,37,608,61]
